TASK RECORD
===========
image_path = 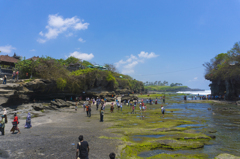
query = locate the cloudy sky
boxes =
[1,0,240,89]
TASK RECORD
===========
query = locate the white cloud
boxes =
[194,77,198,80]
[37,38,46,43]
[0,45,16,53]
[68,51,94,60]
[138,51,158,58]
[115,51,158,74]
[37,14,89,43]
[66,33,73,37]
[78,38,86,43]
[30,49,36,51]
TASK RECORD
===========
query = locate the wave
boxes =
[176,90,211,96]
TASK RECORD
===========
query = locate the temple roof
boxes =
[0,55,19,63]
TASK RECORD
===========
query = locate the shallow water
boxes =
[136,101,240,158]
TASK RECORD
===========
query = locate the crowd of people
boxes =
[0,109,32,136]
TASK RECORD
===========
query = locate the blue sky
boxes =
[1,0,240,89]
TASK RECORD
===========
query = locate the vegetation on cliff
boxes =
[145,85,189,92]
[203,42,240,81]
[15,56,144,93]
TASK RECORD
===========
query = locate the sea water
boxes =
[177,90,211,96]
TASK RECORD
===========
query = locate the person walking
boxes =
[100,106,104,122]
[161,105,165,118]
[85,105,89,116]
[11,113,21,134]
[76,135,89,159]
[88,105,91,117]
[3,75,7,84]
[12,71,16,79]
[120,103,122,111]
[110,103,114,113]
[0,115,5,135]
[25,113,32,128]
[16,71,19,81]
[3,108,7,123]
[132,105,135,114]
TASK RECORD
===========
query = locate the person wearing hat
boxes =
[0,115,5,135]
[161,105,165,118]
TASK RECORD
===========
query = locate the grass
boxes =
[145,85,189,92]
[101,99,212,159]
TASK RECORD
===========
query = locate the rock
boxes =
[208,135,216,139]
[208,130,217,133]
[215,153,240,159]
[32,103,45,111]
[121,96,138,101]
[105,97,115,102]
[51,99,72,108]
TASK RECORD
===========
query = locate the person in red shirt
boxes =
[11,113,21,134]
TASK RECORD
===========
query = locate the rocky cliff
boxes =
[0,79,137,106]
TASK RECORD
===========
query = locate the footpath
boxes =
[0,103,121,159]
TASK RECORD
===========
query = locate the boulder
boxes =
[215,153,240,159]
[121,96,138,101]
[105,97,115,102]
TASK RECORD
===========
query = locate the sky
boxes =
[1,0,240,90]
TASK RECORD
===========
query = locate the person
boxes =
[161,105,165,118]
[88,105,91,117]
[139,103,142,111]
[146,98,149,104]
[117,102,120,111]
[26,72,28,78]
[12,71,16,79]
[11,113,21,134]
[85,105,89,116]
[75,102,78,111]
[3,108,7,123]
[0,115,5,135]
[100,106,104,122]
[132,105,135,114]
[76,135,89,159]
[25,112,32,128]
[163,96,165,103]
[155,99,157,104]
[3,75,7,84]
[83,102,86,111]
[195,96,197,100]
[16,71,19,81]
[120,102,122,111]
[149,98,152,105]
[110,103,114,113]
[109,152,116,159]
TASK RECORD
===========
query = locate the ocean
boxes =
[176,90,211,96]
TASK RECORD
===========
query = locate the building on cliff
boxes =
[0,55,19,77]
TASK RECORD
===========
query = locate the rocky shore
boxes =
[0,100,122,159]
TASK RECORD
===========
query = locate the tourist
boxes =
[155,99,157,104]
[75,102,78,111]
[16,71,19,81]
[88,105,91,117]
[110,103,114,113]
[117,102,120,111]
[12,71,16,79]
[128,100,130,106]
[146,98,149,104]
[76,135,89,159]
[85,105,89,116]
[163,96,165,103]
[0,115,5,135]
[100,106,104,122]
[139,103,142,110]
[132,104,135,114]
[83,102,86,111]
[11,113,21,134]
[109,152,116,159]
[25,113,32,128]
[120,102,122,111]
[149,98,152,105]
[3,108,7,123]
[161,105,165,118]
[3,75,7,84]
